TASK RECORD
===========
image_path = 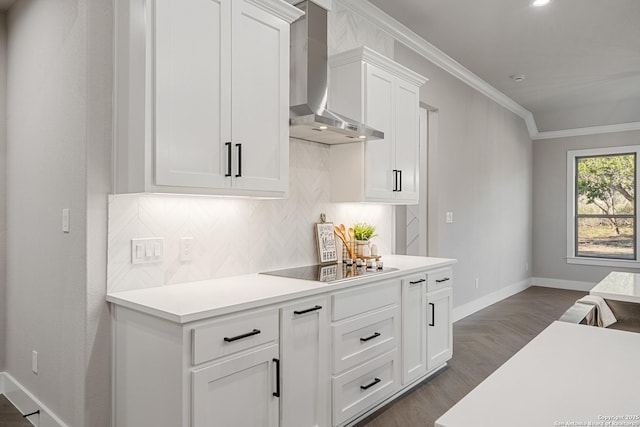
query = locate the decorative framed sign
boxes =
[315,220,338,265]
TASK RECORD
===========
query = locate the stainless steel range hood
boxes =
[289,1,383,144]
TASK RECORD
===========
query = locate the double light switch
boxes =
[131,238,164,265]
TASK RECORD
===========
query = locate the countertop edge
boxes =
[107,256,457,324]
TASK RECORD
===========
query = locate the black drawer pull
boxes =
[294,305,323,315]
[360,378,381,390]
[223,329,260,342]
[409,278,426,285]
[360,332,381,342]
[235,143,242,177]
[429,303,435,326]
[435,277,450,283]
[225,142,232,177]
[273,358,280,397]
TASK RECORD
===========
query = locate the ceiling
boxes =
[368,0,640,135]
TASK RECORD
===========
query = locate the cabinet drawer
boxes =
[192,308,278,365]
[332,349,400,426]
[427,267,453,292]
[332,305,399,374]
[332,280,399,321]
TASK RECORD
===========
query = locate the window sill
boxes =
[566,257,640,269]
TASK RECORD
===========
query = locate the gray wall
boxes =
[6,0,112,425]
[394,43,533,308]
[532,130,640,284]
[0,12,6,372]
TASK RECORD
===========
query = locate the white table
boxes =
[590,271,640,304]
[435,321,640,427]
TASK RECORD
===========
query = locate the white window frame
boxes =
[566,145,640,268]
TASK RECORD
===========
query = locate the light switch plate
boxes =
[131,238,164,265]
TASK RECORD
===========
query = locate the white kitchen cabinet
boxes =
[401,273,428,385]
[109,257,456,427]
[192,344,280,427]
[331,280,401,426]
[279,296,330,427]
[114,0,303,197]
[426,268,453,371]
[328,46,427,204]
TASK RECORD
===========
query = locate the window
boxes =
[567,146,640,267]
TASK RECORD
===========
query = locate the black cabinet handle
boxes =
[392,170,398,192]
[429,303,435,326]
[398,170,402,192]
[235,143,242,177]
[223,329,260,342]
[360,378,381,390]
[294,305,322,315]
[435,277,450,283]
[273,358,280,397]
[225,142,232,177]
[409,278,426,285]
[360,332,381,342]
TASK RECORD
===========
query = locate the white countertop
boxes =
[436,321,640,427]
[106,255,455,323]
[590,271,640,303]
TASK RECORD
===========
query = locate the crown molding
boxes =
[247,0,305,23]
[335,0,640,142]
[531,122,640,140]
[335,0,534,124]
[329,46,428,87]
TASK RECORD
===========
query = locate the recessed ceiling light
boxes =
[510,74,526,83]
[358,135,367,139]
[318,125,328,130]
[531,0,551,7]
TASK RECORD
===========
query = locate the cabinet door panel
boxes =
[154,0,231,189]
[231,0,289,193]
[280,297,329,427]
[394,80,420,203]
[364,64,395,200]
[401,275,427,384]
[192,344,279,427]
[427,288,453,371]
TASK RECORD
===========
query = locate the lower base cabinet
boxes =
[280,296,330,427]
[192,345,280,427]
[427,287,453,371]
[111,264,454,427]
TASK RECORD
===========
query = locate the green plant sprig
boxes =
[353,222,378,240]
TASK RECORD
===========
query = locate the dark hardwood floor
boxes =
[0,286,588,427]
[356,286,587,427]
[0,394,33,427]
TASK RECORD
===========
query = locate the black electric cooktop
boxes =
[261,263,398,283]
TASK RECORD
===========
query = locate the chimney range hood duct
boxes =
[289,1,383,144]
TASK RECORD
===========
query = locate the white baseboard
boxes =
[453,278,532,322]
[531,277,596,292]
[0,372,69,427]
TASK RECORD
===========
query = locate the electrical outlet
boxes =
[131,238,164,265]
[32,350,38,374]
[180,237,194,262]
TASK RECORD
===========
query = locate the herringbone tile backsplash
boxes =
[107,139,394,292]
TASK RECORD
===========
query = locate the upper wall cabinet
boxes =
[114,0,303,197]
[328,47,427,204]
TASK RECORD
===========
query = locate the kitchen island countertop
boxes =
[436,321,640,427]
[106,255,455,323]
